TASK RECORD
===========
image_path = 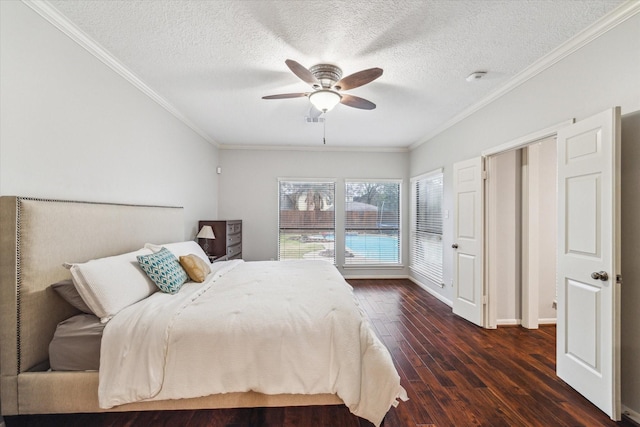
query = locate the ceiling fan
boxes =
[262,59,383,114]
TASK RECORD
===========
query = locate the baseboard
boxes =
[497,318,556,326]
[342,274,409,280]
[497,319,521,326]
[623,405,640,425]
[408,276,453,307]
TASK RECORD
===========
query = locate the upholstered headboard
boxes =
[0,197,183,401]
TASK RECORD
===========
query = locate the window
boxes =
[345,180,401,266]
[278,180,335,263]
[410,170,443,285]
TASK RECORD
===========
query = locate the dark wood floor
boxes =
[4,279,633,427]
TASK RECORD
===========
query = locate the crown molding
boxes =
[409,0,640,151]
[22,0,219,147]
[217,143,409,153]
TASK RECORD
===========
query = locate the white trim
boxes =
[277,177,338,183]
[482,120,573,156]
[497,318,556,326]
[344,178,403,184]
[343,274,408,279]
[22,1,639,152]
[408,266,445,288]
[344,179,403,267]
[497,319,521,326]
[521,144,540,330]
[409,276,452,307]
[485,155,499,329]
[22,0,218,146]
[410,168,444,183]
[484,124,563,330]
[343,265,405,270]
[623,405,640,424]
[219,144,408,153]
[409,171,445,286]
[410,2,640,150]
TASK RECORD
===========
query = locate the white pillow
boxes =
[67,248,156,323]
[145,241,210,264]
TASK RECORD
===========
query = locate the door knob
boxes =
[452,243,459,249]
[591,271,609,281]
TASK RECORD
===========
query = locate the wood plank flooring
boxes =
[4,279,633,427]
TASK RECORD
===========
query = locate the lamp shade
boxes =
[309,89,341,112]
[196,225,215,240]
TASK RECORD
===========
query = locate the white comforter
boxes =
[99,260,407,426]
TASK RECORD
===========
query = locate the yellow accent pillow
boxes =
[179,254,211,283]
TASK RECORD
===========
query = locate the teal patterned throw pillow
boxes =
[137,247,188,294]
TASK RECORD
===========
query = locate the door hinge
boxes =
[482,170,488,180]
[482,295,488,304]
[616,274,622,284]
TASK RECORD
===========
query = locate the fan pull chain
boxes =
[323,117,326,145]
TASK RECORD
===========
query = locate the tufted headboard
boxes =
[0,197,184,402]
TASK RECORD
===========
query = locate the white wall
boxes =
[218,148,409,277]
[535,138,557,322]
[409,10,640,416]
[492,150,521,324]
[0,1,219,239]
[410,11,640,301]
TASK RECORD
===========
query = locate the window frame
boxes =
[410,169,444,286]
[343,179,402,267]
[277,178,337,264]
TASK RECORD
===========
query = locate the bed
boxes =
[0,196,405,426]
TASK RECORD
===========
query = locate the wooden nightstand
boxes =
[198,220,242,261]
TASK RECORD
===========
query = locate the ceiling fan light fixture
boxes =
[309,89,341,112]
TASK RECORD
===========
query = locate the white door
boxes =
[452,157,485,327]
[556,107,621,420]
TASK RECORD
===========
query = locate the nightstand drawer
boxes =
[227,233,241,246]
[227,243,242,258]
[227,222,242,234]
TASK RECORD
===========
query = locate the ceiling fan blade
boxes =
[334,67,383,91]
[340,94,376,110]
[285,59,320,87]
[262,93,308,99]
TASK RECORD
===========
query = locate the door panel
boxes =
[457,254,476,302]
[457,192,476,238]
[452,157,484,327]
[566,174,600,255]
[557,107,620,420]
[566,279,599,369]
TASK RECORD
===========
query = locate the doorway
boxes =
[486,137,558,329]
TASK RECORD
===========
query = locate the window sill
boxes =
[342,264,405,269]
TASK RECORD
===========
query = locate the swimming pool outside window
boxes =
[344,180,401,266]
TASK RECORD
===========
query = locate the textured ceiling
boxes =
[45,0,623,150]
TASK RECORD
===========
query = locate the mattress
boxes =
[99,259,406,426]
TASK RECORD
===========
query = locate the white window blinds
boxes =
[344,181,401,266]
[410,170,443,285]
[278,180,336,263]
